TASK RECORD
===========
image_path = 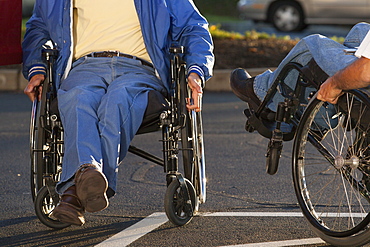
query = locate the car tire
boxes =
[269,1,305,32]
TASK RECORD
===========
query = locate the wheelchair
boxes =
[29,46,206,229]
[238,58,370,247]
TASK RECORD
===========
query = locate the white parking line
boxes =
[202,212,304,217]
[95,212,168,247]
[95,212,327,247]
[219,238,326,247]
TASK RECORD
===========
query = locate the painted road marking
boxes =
[202,211,367,217]
[202,212,304,217]
[95,212,168,247]
[220,238,326,247]
[96,211,330,247]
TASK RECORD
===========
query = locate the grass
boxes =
[204,14,241,23]
[21,18,28,40]
[209,24,299,41]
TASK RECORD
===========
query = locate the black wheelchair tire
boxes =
[178,64,193,181]
[164,178,196,226]
[292,91,370,247]
[34,186,71,229]
[266,144,281,175]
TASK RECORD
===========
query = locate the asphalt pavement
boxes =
[0,91,332,247]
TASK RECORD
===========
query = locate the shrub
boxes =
[194,0,239,17]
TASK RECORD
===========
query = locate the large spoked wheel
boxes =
[30,99,46,201]
[293,91,370,247]
[35,186,70,229]
[177,64,204,210]
[164,178,196,226]
[270,1,305,32]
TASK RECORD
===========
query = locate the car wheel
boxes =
[270,1,305,32]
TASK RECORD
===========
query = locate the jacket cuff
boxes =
[28,64,47,81]
[188,65,205,88]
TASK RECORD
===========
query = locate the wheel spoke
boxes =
[293,91,370,246]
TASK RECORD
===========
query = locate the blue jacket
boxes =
[22,0,214,90]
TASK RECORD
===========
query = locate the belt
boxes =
[86,51,154,68]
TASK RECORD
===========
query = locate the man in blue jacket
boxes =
[23,0,214,226]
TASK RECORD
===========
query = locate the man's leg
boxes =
[56,58,108,194]
[253,34,355,111]
[52,57,111,225]
[97,57,166,195]
[232,22,370,112]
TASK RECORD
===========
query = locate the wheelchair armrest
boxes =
[344,48,357,55]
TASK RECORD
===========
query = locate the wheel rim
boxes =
[165,178,196,225]
[293,91,370,237]
[274,5,300,31]
[191,110,206,203]
[30,99,45,200]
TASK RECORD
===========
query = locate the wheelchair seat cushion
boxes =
[300,58,329,88]
[137,90,170,134]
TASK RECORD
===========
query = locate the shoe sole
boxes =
[52,203,85,226]
[231,86,261,113]
[230,83,250,103]
[75,169,109,213]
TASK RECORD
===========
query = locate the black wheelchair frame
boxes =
[29,46,206,229]
[242,59,370,247]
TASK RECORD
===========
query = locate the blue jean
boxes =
[56,56,166,194]
[254,22,370,112]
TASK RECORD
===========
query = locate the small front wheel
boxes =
[35,186,70,229]
[164,178,196,226]
[266,140,282,175]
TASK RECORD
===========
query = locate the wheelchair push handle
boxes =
[42,48,59,62]
[169,45,185,54]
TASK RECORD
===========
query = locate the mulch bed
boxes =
[213,38,298,69]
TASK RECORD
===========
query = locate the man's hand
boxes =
[317,77,343,104]
[187,73,203,112]
[24,74,45,102]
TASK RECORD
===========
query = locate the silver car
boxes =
[23,0,35,17]
[237,0,370,32]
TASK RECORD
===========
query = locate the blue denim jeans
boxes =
[56,56,166,194]
[254,22,370,112]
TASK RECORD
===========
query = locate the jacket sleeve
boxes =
[167,0,214,83]
[22,1,50,80]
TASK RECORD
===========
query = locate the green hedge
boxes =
[194,0,239,17]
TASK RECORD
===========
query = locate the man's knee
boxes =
[58,87,103,112]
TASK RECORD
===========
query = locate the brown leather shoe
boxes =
[230,68,261,110]
[74,164,109,213]
[51,185,85,226]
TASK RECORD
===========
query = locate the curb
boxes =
[0,66,275,92]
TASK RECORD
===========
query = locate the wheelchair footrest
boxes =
[244,109,273,139]
[244,109,295,141]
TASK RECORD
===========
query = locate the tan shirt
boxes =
[73,0,151,62]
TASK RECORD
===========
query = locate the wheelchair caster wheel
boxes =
[164,178,196,226]
[35,186,71,229]
[266,140,283,175]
